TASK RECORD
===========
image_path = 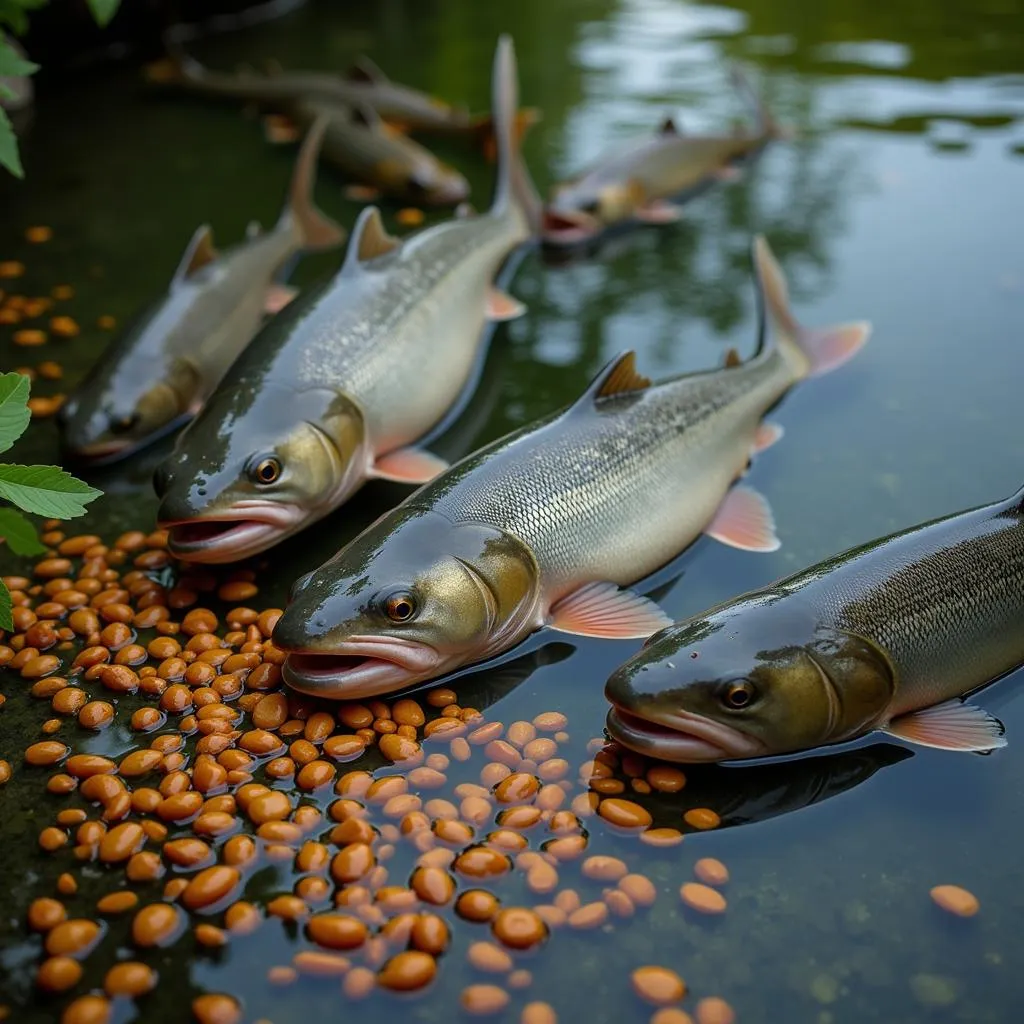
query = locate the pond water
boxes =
[3,0,1024,1021]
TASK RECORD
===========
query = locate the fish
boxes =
[272,237,870,700]
[604,485,1024,763]
[145,50,534,145]
[56,119,344,465]
[542,69,785,247]
[279,97,470,206]
[154,34,541,564]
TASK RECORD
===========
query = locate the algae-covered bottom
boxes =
[4,0,1024,1021]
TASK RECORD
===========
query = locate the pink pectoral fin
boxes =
[882,700,1007,752]
[713,164,743,183]
[803,321,872,377]
[704,485,780,552]
[370,447,449,484]
[634,199,683,225]
[486,287,526,322]
[548,581,672,639]
[264,283,298,315]
[752,421,784,454]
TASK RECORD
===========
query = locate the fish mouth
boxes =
[63,437,137,466]
[541,209,601,247]
[282,636,444,699]
[605,706,767,763]
[162,501,302,564]
[424,174,471,206]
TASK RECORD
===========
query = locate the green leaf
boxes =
[87,0,120,28]
[0,506,43,554]
[0,464,102,518]
[0,105,23,178]
[0,372,30,452]
[0,0,46,35]
[0,37,37,77]
[0,578,10,632]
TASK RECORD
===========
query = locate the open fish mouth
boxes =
[541,209,601,247]
[605,706,767,763]
[282,636,443,699]
[162,501,301,564]
[63,437,138,466]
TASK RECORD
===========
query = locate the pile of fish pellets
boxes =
[0,524,751,1024]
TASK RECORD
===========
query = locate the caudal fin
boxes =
[280,116,346,252]
[489,35,543,234]
[752,235,871,378]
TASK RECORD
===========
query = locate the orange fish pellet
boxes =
[651,1011,695,1024]
[684,808,721,830]
[377,950,437,991]
[49,315,80,338]
[694,858,729,886]
[104,961,156,997]
[492,907,547,949]
[631,966,686,1005]
[930,884,979,917]
[97,314,116,329]
[60,994,112,1024]
[13,328,47,347]
[679,882,727,915]
[37,955,82,992]
[598,797,652,830]
[0,261,24,278]
[461,983,510,1015]
[695,997,735,1024]
[45,919,101,958]
[396,207,425,227]
[25,226,53,243]
[192,993,241,1024]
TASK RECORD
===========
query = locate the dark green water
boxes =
[3,0,1024,1021]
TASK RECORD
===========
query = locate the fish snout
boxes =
[541,207,602,247]
[418,169,471,206]
[604,651,681,712]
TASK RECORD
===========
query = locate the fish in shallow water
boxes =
[277,98,470,206]
[543,69,784,247]
[147,50,494,138]
[56,120,344,465]
[272,238,870,699]
[155,34,540,564]
[604,486,1024,762]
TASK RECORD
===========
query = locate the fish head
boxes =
[605,601,896,762]
[275,508,541,699]
[57,315,203,465]
[542,180,644,245]
[400,156,471,206]
[155,382,368,563]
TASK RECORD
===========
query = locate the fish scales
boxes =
[790,505,1024,714]
[415,345,792,593]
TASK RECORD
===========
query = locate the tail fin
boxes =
[729,66,790,140]
[489,35,542,234]
[279,116,346,252]
[752,236,871,378]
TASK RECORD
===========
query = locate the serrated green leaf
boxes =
[0,578,11,631]
[0,505,43,554]
[0,464,102,518]
[0,105,23,178]
[87,0,120,28]
[0,372,30,453]
[0,38,37,77]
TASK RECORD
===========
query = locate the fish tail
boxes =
[729,65,790,140]
[279,115,347,252]
[489,35,542,234]
[752,236,871,378]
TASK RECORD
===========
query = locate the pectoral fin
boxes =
[264,283,298,315]
[634,199,683,224]
[883,700,1007,752]
[752,421,784,454]
[486,287,526,321]
[801,323,872,377]
[549,582,672,639]
[705,484,780,552]
[371,447,449,484]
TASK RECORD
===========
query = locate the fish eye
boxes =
[580,198,601,214]
[722,681,755,710]
[383,591,417,623]
[248,455,282,485]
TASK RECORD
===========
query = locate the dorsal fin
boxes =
[172,225,217,286]
[348,56,387,84]
[568,352,651,415]
[659,115,681,135]
[350,102,383,130]
[723,347,742,368]
[341,207,401,273]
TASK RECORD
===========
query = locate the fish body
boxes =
[543,71,781,246]
[56,121,343,464]
[288,98,469,206]
[605,489,1024,761]
[155,35,540,564]
[147,52,485,136]
[273,239,869,700]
